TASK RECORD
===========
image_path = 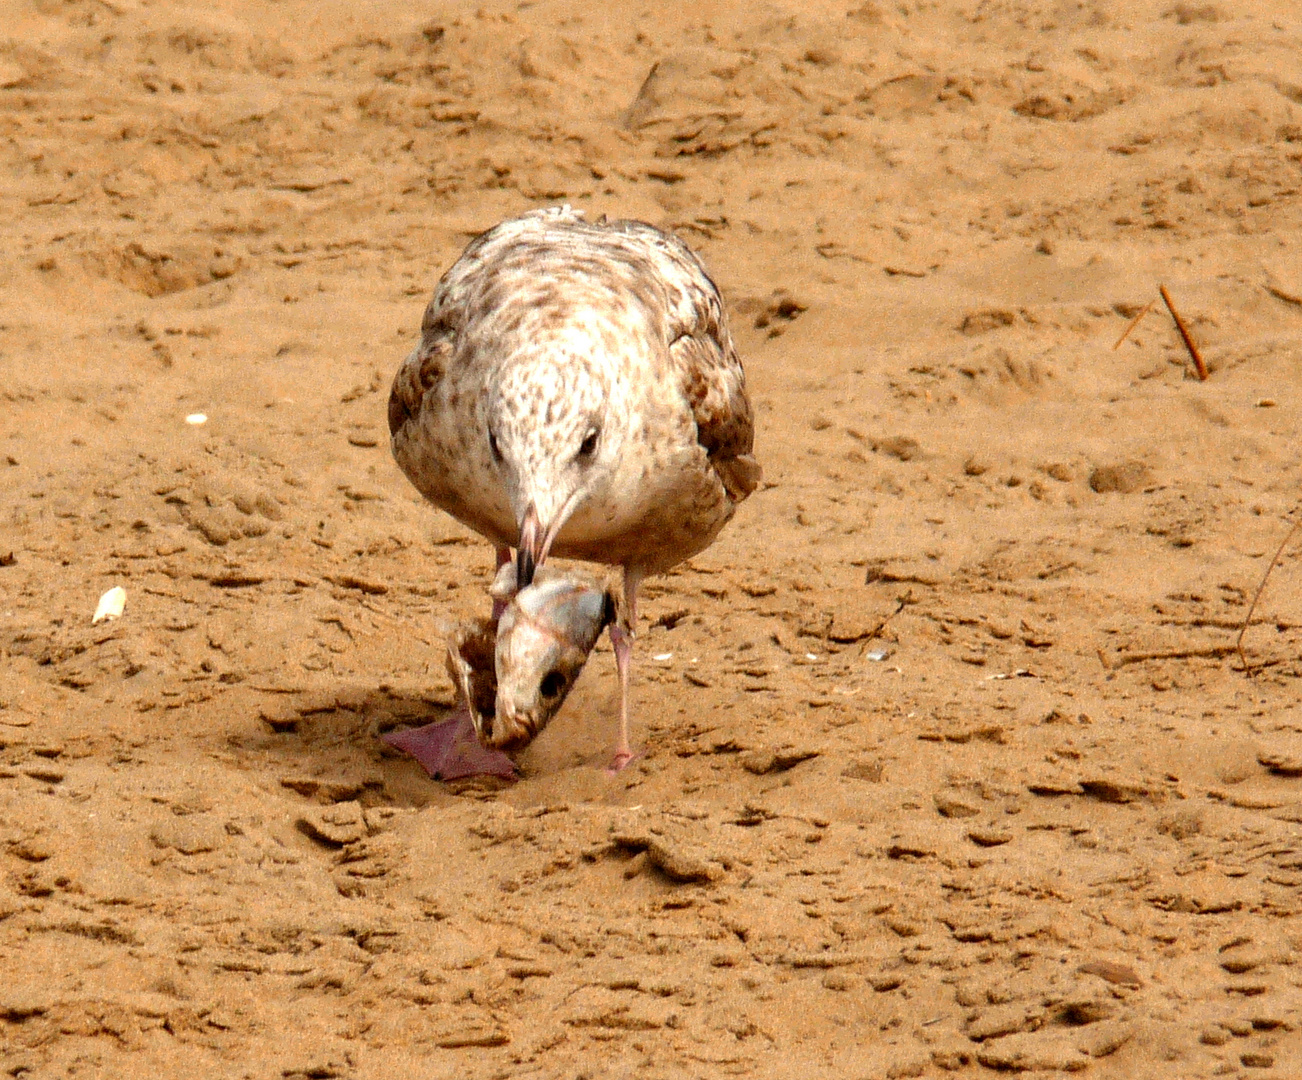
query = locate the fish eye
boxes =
[488,428,502,462]
[539,670,566,700]
[576,427,600,461]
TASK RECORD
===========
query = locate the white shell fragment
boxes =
[92,586,126,624]
[185,413,208,425]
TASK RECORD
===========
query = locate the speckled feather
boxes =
[388,206,760,577]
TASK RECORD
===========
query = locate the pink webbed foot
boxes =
[605,748,639,775]
[382,705,517,781]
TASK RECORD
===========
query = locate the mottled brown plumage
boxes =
[388,205,759,775]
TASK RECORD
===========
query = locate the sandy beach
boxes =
[2,0,1301,1075]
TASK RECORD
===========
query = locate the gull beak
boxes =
[516,503,544,588]
[516,496,578,588]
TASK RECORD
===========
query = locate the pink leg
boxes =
[491,545,512,624]
[605,568,643,773]
[382,705,517,781]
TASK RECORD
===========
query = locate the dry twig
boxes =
[859,592,913,652]
[1237,516,1302,675]
[1158,284,1208,380]
[1112,300,1156,350]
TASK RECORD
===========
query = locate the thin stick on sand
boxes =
[1112,299,1156,350]
[1158,284,1208,380]
[1237,516,1302,675]
[859,592,912,652]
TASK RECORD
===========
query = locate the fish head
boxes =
[488,577,614,751]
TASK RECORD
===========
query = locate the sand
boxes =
[2,0,1302,1076]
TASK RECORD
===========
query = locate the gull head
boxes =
[486,351,617,586]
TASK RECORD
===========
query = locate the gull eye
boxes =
[539,670,566,701]
[488,428,502,462]
[576,427,600,461]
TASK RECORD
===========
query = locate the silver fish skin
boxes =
[487,576,613,751]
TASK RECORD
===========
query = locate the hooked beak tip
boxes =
[516,547,536,589]
[516,503,542,588]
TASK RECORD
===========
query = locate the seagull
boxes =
[387,206,760,777]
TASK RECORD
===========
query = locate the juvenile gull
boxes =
[388,206,760,777]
